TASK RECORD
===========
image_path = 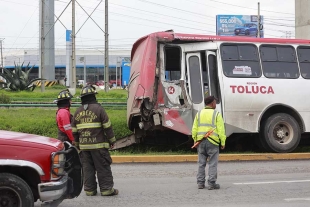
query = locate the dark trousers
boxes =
[80,148,114,192]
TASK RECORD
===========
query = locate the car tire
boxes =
[260,113,301,153]
[0,173,34,207]
[245,30,250,35]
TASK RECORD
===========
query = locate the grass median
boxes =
[0,108,132,140]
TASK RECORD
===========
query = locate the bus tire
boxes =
[0,173,34,207]
[261,113,301,153]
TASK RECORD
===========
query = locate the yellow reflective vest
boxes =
[192,106,226,146]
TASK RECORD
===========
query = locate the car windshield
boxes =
[244,24,255,27]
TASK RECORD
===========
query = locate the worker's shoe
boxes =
[101,188,119,196]
[198,184,205,189]
[85,190,97,196]
[207,184,220,190]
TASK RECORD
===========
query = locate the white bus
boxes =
[127,31,310,153]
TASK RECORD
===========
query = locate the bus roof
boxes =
[131,30,310,60]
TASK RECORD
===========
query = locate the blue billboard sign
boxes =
[66,30,72,42]
[216,15,264,38]
[122,61,131,86]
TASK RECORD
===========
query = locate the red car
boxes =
[0,130,83,206]
[95,80,105,86]
[109,79,121,86]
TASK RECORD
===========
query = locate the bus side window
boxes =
[221,43,261,78]
[165,47,181,81]
[297,46,310,79]
[260,45,299,79]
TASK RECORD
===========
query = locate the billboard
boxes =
[65,30,72,87]
[216,15,264,38]
[122,61,131,86]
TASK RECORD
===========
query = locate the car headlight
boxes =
[51,152,66,180]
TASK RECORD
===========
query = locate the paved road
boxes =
[36,160,310,207]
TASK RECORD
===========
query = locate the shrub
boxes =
[0,93,10,103]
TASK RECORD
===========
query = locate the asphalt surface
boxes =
[35,160,310,207]
[111,153,310,163]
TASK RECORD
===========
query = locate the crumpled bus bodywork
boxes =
[127,30,310,151]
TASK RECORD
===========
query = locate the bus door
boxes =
[185,53,204,117]
[206,51,223,115]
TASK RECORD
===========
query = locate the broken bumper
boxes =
[38,175,68,202]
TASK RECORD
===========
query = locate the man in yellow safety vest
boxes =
[192,96,226,190]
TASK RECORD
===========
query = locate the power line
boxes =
[110,2,215,25]
[6,7,38,55]
[209,0,294,16]
[137,0,215,19]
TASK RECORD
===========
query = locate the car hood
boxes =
[0,130,64,150]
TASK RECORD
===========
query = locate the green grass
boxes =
[1,85,127,99]
[0,108,132,139]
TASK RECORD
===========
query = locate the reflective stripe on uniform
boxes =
[72,127,78,132]
[63,124,72,131]
[197,110,218,130]
[103,119,111,128]
[109,136,116,143]
[79,142,110,150]
[76,122,101,130]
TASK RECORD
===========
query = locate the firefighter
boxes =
[71,85,118,196]
[55,89,74,143]
[192,96,226,190]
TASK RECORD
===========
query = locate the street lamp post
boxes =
[79,57,86,86]
[0,38,4,73]
[116,60,117,87]
[117,56,123,87]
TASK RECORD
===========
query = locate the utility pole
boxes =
[104,0,109,92]
[40,0,45,92]
[0,38,4,73]
[257,2,261,38]
[71,0,76,89]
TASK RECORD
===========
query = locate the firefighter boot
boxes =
[85,190,97,196]
[101,188,119,196]
[207,184,220,190]
[198,184,205,189]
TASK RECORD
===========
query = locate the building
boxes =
[4,49,131,86]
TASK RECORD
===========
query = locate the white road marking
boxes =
[284,198,310,202]
[233,179,310,185]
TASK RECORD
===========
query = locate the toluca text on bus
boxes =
[126,30,310,153]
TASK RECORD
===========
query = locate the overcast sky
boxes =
[0,0,295,57]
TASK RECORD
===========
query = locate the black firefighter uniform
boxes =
[71,103,117,196]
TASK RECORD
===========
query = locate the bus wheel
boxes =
[261,113,301,153]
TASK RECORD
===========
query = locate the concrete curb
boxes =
[111,153,310,163]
